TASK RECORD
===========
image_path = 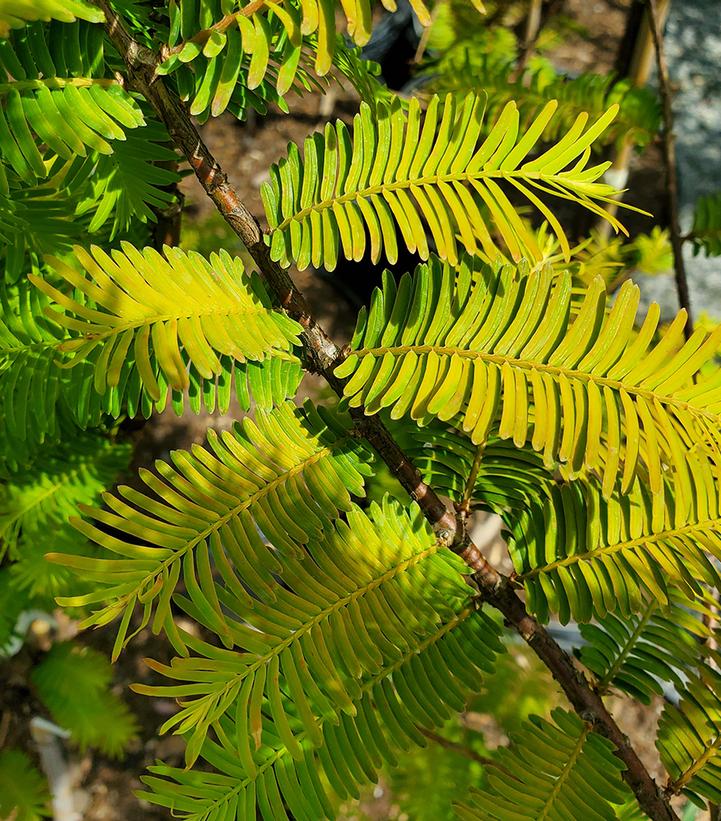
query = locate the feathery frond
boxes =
[32,642,138,756]
[337,254,721,506]
[49,401,372,658]
[0,57,144,185]
[31,243,302,410]
[508,467,721,624]
[133,496,497,766]
[455,709,629,820]
[421,50,660,150]
[0,749,50,820]
[263,93,629,271]
[577,592,713,703]
[690,192,721,257]
[0,278,79,471]
[139,572,502,820]
[0,432,131,560]
[0,1,102,36]
[162,0,432,91]
[658,667,721,806]
[74,123,180,239]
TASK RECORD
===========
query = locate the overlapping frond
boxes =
[455,709,629,820]
[31,243,303,413]
[31,642,138,756]
[509,467,721,624]
[690,192,721,257]
[422,50,660,150]
[139,590,502,820]
[74,123,180,239]
[658,667,721,806]
[338,254,721,506]
[577,592,713,703]
[0,24,145,183]
[0,432,130,561]
[0,182,85,281]
[390,417,549,505]
[0,0,102,35]
[0,278,81,470]
[133,496,496,765]
[162,0,432,90]
[49,401,372,658]
[263,93,629,271]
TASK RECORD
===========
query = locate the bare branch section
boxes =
[96,4,678,818]
[648,0,694,337]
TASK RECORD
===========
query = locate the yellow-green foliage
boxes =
[2,3,720,820]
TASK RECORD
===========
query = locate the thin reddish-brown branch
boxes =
[97,5,678,818]
[647,0,693,338]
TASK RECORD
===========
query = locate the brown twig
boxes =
[417,727,498,768]
[97,5,679,818]
[647,0,693,338]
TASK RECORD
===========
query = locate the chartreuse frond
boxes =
[262,93,630,271]
[337,254,721,509]
[0,1,102,35]
[690,192,721,257]
[137,511,502,818]
[455,709,628,821]
[657,667,721,807]
[30,243,303,416]
[0,749,50,820]
[0,23,145,183]
[577,591,714,703]
[32,642,138,756]
[0,432,131,560]
[49,401,372,659]
[162,0,432,98]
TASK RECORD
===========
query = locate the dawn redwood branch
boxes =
[481,578,679,821]
[97,0,462,549]
[648,0,693,338]
[97,5,678,818]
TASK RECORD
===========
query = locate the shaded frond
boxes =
[0,0,101,35]
[1,182,84,282]
[658,667,721,806]
[50,401,372,658]
[690,192,721,257]
[455,709,628,820]
[139,579,502,819]
[74,122,180,239]
[577,592,713,703]
[0,749,50,821]
[262,93,629,271]
[337,254,721,508]
[0,278,80,471]
[31,243,302,410]
[32,641,138,756]
[0,432,131,561]
[422,50,659,150]
[390,417,549,505]
[133,496,497,767]
[508,466,721,624]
